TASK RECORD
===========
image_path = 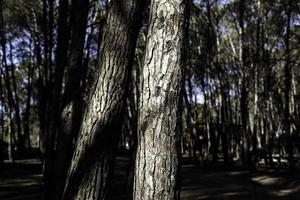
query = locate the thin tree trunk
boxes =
[23,43,34,150]
[48,0,54,79]
[8,41,24,154]
[0,68,4,164]
[284,0,294,170]
[0,0,16,162]
[239,0,251,168]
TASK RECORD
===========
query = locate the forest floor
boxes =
[0,157,299,200]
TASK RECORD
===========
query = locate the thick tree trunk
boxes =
[62,1,144,199]
[133,0,188,199]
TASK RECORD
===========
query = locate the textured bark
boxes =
[133,0,188,199]
[62,1,144,199]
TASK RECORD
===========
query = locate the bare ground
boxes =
[0,157,299,200]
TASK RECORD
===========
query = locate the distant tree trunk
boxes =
[8,41,24,154]
[81,2,101,103]
[41,0,49,130]
[62,1,144,199]
[238,0,251,168]
[7,116,15,162]
[40,0,55,154]
[284,0,294,170]
[30,10,44,153]
[266,81,275,168]
[38,0,50,156]
[23,46,34,150]
[0,1,5,164]
[202,75,211,160]
[250,0,263,168]
[125,52,141,199]
[0,0,16,161]
[1,0,24,154]
[183,88,195,159]
[203,73,212,161]
[220,76,229,168]
[133,0,188,199]
[48,0,54,78]
[205,0,219,163]
[0,67,4,164]
[184,63,197,159]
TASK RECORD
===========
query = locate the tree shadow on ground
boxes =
[0,160,43,200]
[0,157,299,200]
[180,159,300,200]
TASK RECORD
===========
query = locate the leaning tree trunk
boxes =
[62,0,144,199]
[133,0,188,199]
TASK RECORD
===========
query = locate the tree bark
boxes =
[62,0,144,199]
[133,0,188,199]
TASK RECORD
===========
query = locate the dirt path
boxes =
[0,158,299,200]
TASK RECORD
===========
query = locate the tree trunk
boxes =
[133,0,188,199]
[62,0,144,199]
[8,41,24,154]
[284,0,294,170]
[0,0,16,161]
[0,67,4,164]
[42,0,72,198]
[23,46,34,150]
[50,0,89,198]
[238,0,252,168]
